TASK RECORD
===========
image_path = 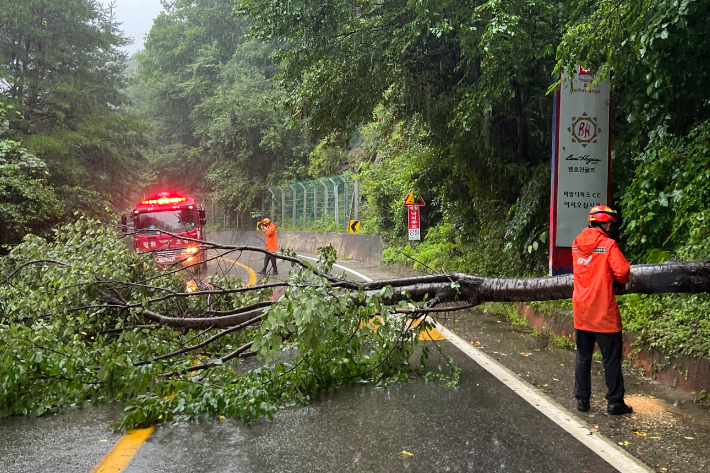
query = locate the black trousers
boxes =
[261,254,277,274]
[574,329,625,403]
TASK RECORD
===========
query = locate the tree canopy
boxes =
[130,0,314,217]
[0,0,147,211]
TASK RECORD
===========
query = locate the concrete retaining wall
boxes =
[518,305,710,396]
[207,231,385,265]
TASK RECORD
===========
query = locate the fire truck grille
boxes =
[154,249,184,257]
[153,248,188,263]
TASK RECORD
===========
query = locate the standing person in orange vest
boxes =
[572,206,632,415]
[259,218,278,275]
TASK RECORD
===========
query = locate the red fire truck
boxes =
[123,192,208,276]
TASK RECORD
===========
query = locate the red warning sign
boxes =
[408,205,420,241]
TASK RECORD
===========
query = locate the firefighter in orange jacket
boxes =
[259,218,278,275]
[572,206,632,415]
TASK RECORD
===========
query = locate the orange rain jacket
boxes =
[572,227,630,333]
[263,223,278,252]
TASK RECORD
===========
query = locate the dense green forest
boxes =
[1,0,710,428]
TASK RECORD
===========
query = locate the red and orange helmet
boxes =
[262,218,271,224]
[588,206,617,223]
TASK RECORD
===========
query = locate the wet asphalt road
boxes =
[121,344,618,473]
[0,403,124,473]
[1,254,632,473]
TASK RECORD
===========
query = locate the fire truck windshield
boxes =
[135,209,196,233]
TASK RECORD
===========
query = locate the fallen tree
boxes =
[1,219,708,429]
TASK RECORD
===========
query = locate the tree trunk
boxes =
[372,261,710,306]
[122,237,710,330]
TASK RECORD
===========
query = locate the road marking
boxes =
[91,427,155,473]
[296,255,373,282]
[325,258,650,472]
[410,315,446,340]
[435,323,653,473]
[219,257,257,287]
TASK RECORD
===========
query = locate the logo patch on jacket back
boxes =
[577,255,593,265]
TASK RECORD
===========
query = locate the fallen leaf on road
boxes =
[594,425,599,429]
[220,416,226,420]
[100,439,108,442]
[684,437,694,440]
[553,378,559,381]
[560,364,565,366]
[633,431,647,436]
[650,436,660,439]
[402,451,413,456]
[520,352,529,356]
[534,349,541,352]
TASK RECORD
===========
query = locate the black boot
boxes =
[607,401,633,415]
[577,398,590,412]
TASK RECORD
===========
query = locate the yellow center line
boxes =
[219,257,257,287]
[91,427,155,473]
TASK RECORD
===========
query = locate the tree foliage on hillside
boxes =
[0,122,63,247]
[0,0,147,212]
[236,0,567,272]
[132,0,313,216]
[239,0,710,270]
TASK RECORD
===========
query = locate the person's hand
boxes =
[613,280,630,294]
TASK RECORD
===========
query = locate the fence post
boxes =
[299,182,307,228]
[353,180,359,220]
[267,188,276,222]
[289,184,297,228]
[339,175,349,232]
[278,185,286,225]
[320,179,329,222]
[313,181,318,222]
[329,178,339,226]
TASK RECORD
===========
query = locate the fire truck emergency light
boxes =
[140,197,188,205]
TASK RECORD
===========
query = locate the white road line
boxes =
[325,258,652,473]
[436,324,653,473]
[296,255,373,282]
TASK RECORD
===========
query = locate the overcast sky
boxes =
[113,0,165,56]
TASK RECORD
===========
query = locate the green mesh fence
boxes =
[264,174,359,231]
